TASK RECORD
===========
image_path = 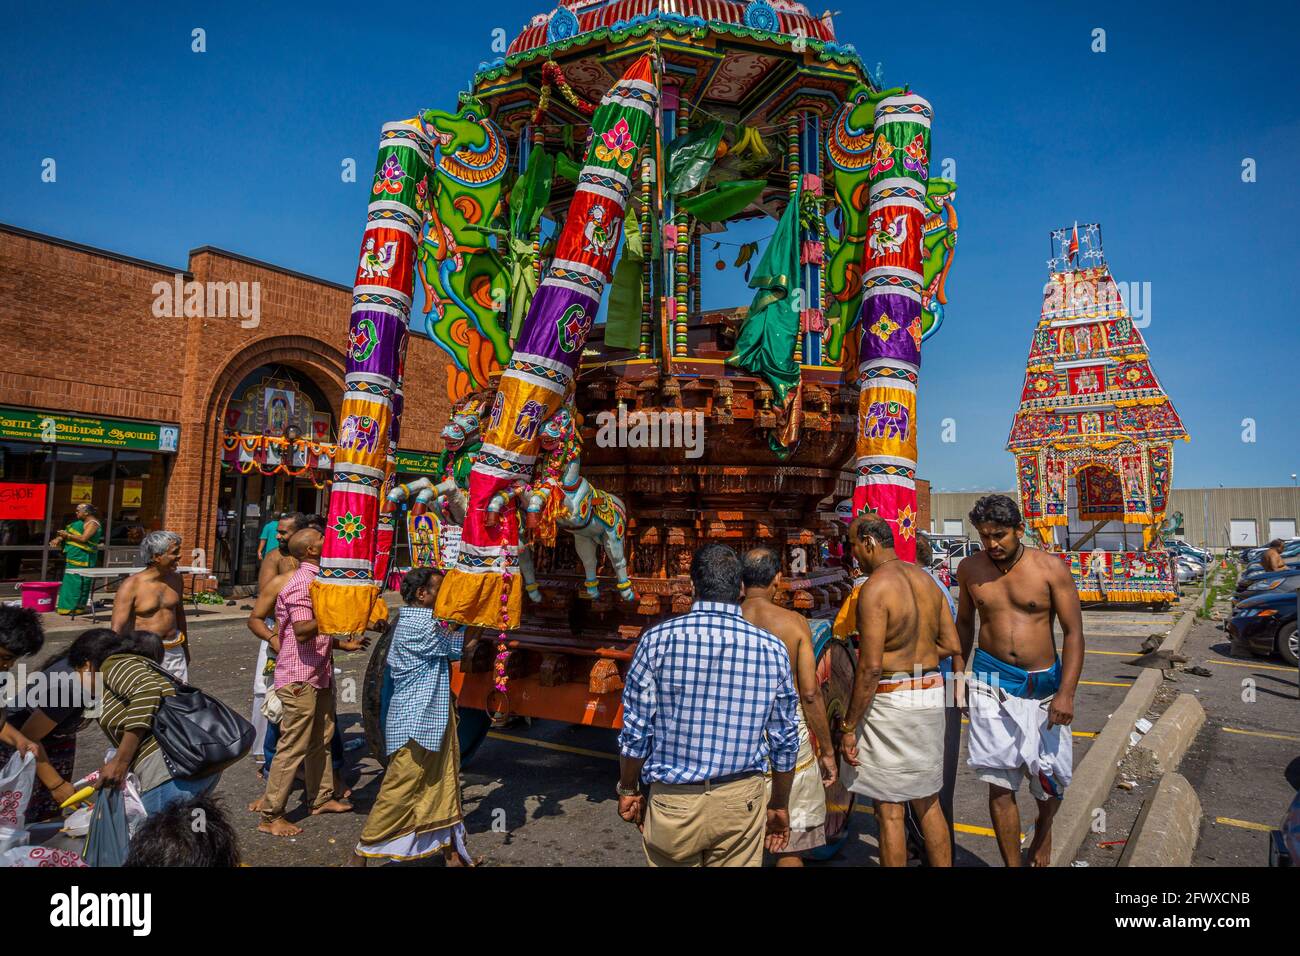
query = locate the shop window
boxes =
[0,441,55,590]
[111,451,167,549]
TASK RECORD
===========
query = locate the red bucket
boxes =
[17,581,61,613]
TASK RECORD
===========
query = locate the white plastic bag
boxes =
[123,774,147,837]
[0,751,36,847]
[100,749,148,837]
[0,845,86,868]
[261,688,283,725]
[0,826,28,854]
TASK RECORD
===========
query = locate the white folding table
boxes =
[68,566,216,623]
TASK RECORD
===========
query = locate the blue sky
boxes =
[1,1,1296,490]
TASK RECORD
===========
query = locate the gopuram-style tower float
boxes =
[313,2,959,841]
[1008,224,1186,607]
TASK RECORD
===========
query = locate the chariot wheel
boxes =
[806,624,858,861]
[362,620,492,769]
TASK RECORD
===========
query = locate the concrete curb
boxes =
[1051,668,1162,865]
[1132,693,1206,776]
[1120,772,1203,866]
[1050,597,1201,866]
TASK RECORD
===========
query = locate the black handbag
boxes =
[143,662,256,780]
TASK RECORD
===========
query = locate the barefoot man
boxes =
[258,528,368,837]
[957,494,1083,867]
[740,547,838,867]
[838,515,957,867]
[111,530,190,681]
[248,513,306,764]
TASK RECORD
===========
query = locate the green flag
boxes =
[604,205,644,351]
[726,185,803,409]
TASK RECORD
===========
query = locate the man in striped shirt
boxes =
[258,528,368,837]
[616,543,800,867]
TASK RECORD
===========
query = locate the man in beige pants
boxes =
[258,529,368,837]
[616,543,799,866]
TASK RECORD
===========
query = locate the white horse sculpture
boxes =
[486,406,634,603]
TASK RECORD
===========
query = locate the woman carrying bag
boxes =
[70,643,227,815]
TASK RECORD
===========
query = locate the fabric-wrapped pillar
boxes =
[313,118,431,635]
[436,55,658,629]
[851,94,931,561]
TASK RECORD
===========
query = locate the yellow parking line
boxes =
[1214,817,1272,832]
[850,803,1021,840]
[1087,649,1142,656]
[1221,727,1300,743]
[491,729,1044,843]
[487,732,618,762]
[1204,659,1297,674]
[1080,680,1132,687]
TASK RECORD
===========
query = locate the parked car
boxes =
[1226,590,1299,666]
[1168,540,1213,562]
[1241,540,1300,565]
[928,536,982,576]
[1231,572,1300,614]
[1270,790,1300,867]
[1238,559,1300,586]
[1173,555,1204,584]
[1236,571,1300,596]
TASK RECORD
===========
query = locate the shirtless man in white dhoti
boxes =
[110,531,190,681]
[957,494,1083,867]
[838,515,958,867]
[740,547,838,867]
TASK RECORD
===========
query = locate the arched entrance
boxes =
[214,363,341,588]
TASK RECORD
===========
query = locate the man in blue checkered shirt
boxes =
[616,543,800,866]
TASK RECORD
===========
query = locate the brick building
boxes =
[0,222,451,595]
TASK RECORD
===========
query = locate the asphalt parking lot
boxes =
[35,596,1213,866]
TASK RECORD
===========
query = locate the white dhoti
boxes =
[842,674,946,803]
[966,679,1072,801]
[161,641,189,684]
[766,704,827,852]
[250,639,272,760]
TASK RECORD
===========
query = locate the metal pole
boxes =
[40,443,56,581]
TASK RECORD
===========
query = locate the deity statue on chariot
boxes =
[313,0,959,855]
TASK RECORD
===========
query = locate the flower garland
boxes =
[225,432,336,487]
[533,60,597,123]
[528,431,579,547]
[492,566,513,717]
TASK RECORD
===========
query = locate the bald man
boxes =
[740,547,838,866]
[258,528,369,837]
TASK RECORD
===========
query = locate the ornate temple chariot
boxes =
[1008,224,1187,605]
[316,0,958,852]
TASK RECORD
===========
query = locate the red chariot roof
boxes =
[508,1,836,56]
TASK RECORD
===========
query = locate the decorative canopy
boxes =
[506,1,838,57]
[1009,224,1188,547]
